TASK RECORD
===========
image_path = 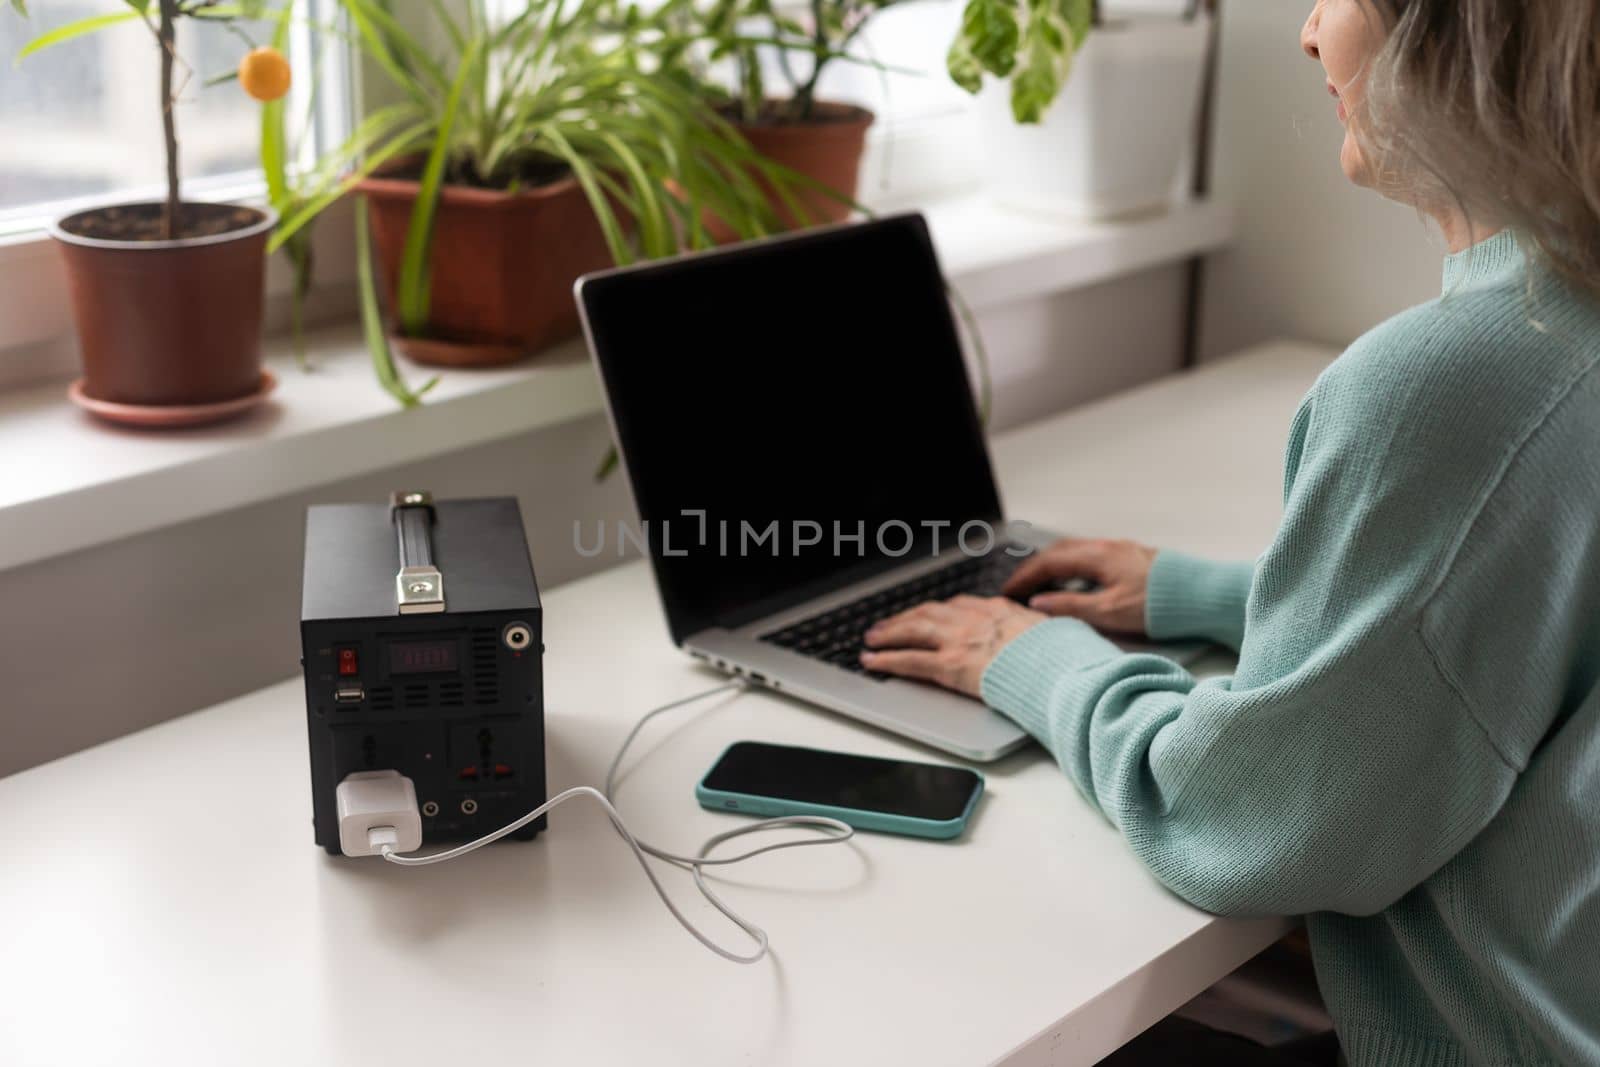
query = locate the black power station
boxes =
[300,493,547,854]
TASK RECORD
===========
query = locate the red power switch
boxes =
[337,648,359,676]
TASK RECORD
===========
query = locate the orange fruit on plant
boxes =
[239,47,291,102]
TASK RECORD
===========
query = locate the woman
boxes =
[862,1,1600,1064]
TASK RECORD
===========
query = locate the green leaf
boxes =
[738,44,763,120]
[259,97,288,197]
[950,0,1020,85]
[259,4,292,207]
[1064,0,1094,46]
[596,131,671,256]
[424,0,464,51]
[123,0,149,14]
[340,0,443,107]
[540,125,633,265]
[356,197,433,409]
[351,0,448,90]
[396,39,479,337]
[281,226,315,368]
[946,34,983,94]
[266,111,431,252]
[9,0,29,16]
[1009,0,1077,123]
[18,10,140,59]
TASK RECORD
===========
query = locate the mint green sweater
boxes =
[982,232,1600,1066]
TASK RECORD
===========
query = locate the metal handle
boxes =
[391,491,445,614]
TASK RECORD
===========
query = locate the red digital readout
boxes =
[387,640,459,675]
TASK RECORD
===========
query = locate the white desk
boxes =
[0,340,1336,1067]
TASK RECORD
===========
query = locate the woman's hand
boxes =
[1001,537,1158,636]
[860,595,1047,697]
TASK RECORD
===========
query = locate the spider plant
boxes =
[641,0,914,125]
[269,0,807,406]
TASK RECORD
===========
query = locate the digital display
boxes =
[387,639,459,675]
[702,742,982,822]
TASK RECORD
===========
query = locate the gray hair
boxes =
[1355,0,1600,299]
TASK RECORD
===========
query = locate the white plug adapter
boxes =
[336,770,424,857]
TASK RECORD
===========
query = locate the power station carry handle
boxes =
[391,490,445,614]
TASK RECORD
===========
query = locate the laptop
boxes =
[575,214,1198,761]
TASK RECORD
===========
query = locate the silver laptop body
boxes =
[576,214,1199,762]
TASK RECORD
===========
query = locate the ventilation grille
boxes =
[472,628,500,706]
[376,681,476,710]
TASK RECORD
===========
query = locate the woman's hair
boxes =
[1355,0,1600,298]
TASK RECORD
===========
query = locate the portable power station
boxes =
[300,492,547,854]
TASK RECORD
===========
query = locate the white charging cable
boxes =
[369,680,856,963]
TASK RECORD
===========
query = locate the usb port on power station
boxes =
[334,683,365,705]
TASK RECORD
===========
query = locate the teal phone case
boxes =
[694,743,984,841]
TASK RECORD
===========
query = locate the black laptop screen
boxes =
[579,216,1004,644]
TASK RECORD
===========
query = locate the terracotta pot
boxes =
[714,100,874,239]
[357,169,614,366]
[388,334,527,368]
[50,202,274,407]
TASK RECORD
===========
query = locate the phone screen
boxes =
[702,742,982,822]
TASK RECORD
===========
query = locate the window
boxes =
[813,0,970,129]
[0,2,347,373]
[0,2,331,233]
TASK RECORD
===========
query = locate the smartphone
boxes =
[695,741,984,840]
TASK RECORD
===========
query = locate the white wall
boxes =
[0,413,636,777]
[981,266,1187,431]
[1199,0,1444,360]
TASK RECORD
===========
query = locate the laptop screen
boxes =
[578,215,1004,644]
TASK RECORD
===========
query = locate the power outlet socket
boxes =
[449,721,520,786]
[333,724,445,782]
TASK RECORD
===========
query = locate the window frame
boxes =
[0,0,355,378]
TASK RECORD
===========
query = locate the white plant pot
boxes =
[976,14,1212,221]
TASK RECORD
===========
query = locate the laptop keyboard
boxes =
[760,548,1028,680]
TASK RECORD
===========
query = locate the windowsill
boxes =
[0,194,1234,573]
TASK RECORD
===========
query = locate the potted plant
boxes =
[13,0,290,425]
[948,0,1211,219]
[645,0,909,231]
[269,0,801,376]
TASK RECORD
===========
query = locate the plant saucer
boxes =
[389,333,527,368]
[68,369,277,429]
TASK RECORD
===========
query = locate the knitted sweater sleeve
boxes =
[1142,551,1256,653]
[981,378,1519,918]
